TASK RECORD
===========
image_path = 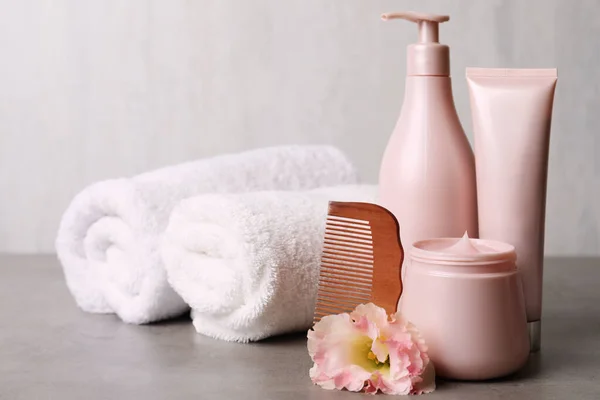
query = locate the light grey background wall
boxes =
[0,0,598,255]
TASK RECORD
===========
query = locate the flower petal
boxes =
[308,313,356,369]
[370,338,389,364]
[378,374,413,395]
[342,365,371,392]
[351,303,389,328]
[412,361,436,395]
[352,315,379,341]
[365,370,412,395]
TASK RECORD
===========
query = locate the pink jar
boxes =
[399,235,529,380]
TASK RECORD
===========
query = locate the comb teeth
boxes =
[313,215,374,324]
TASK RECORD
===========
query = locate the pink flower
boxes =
[307,303,435,395]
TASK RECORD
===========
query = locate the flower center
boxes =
[351,338,391,373]
[367,351,386,365]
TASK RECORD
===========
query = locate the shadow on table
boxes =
[251,331,307,346]
[146,312,193,327]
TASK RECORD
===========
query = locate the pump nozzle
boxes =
[382,11,451,76]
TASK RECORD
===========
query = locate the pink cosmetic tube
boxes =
[466,68,557,352]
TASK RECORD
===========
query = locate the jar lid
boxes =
[411,233,516,263]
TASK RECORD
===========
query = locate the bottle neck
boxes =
[403,76,456,106]
[397,76,463,133]
[406,43,450,76]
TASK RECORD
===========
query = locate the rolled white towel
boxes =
[161,185,378,342]
[56,146,358,324]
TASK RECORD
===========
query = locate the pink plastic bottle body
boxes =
[466,68,557,352]
[400,237,529,380]
[379,76,479,265]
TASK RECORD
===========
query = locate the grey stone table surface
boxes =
[0,255,599,400]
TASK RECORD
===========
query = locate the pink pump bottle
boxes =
[378,12,478,271]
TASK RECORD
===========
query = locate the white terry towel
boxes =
[56,146,358,324]
[161,185,378,342]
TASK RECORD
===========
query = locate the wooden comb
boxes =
[313,202,404,324]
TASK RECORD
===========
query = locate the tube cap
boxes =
[382,11,450,76]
